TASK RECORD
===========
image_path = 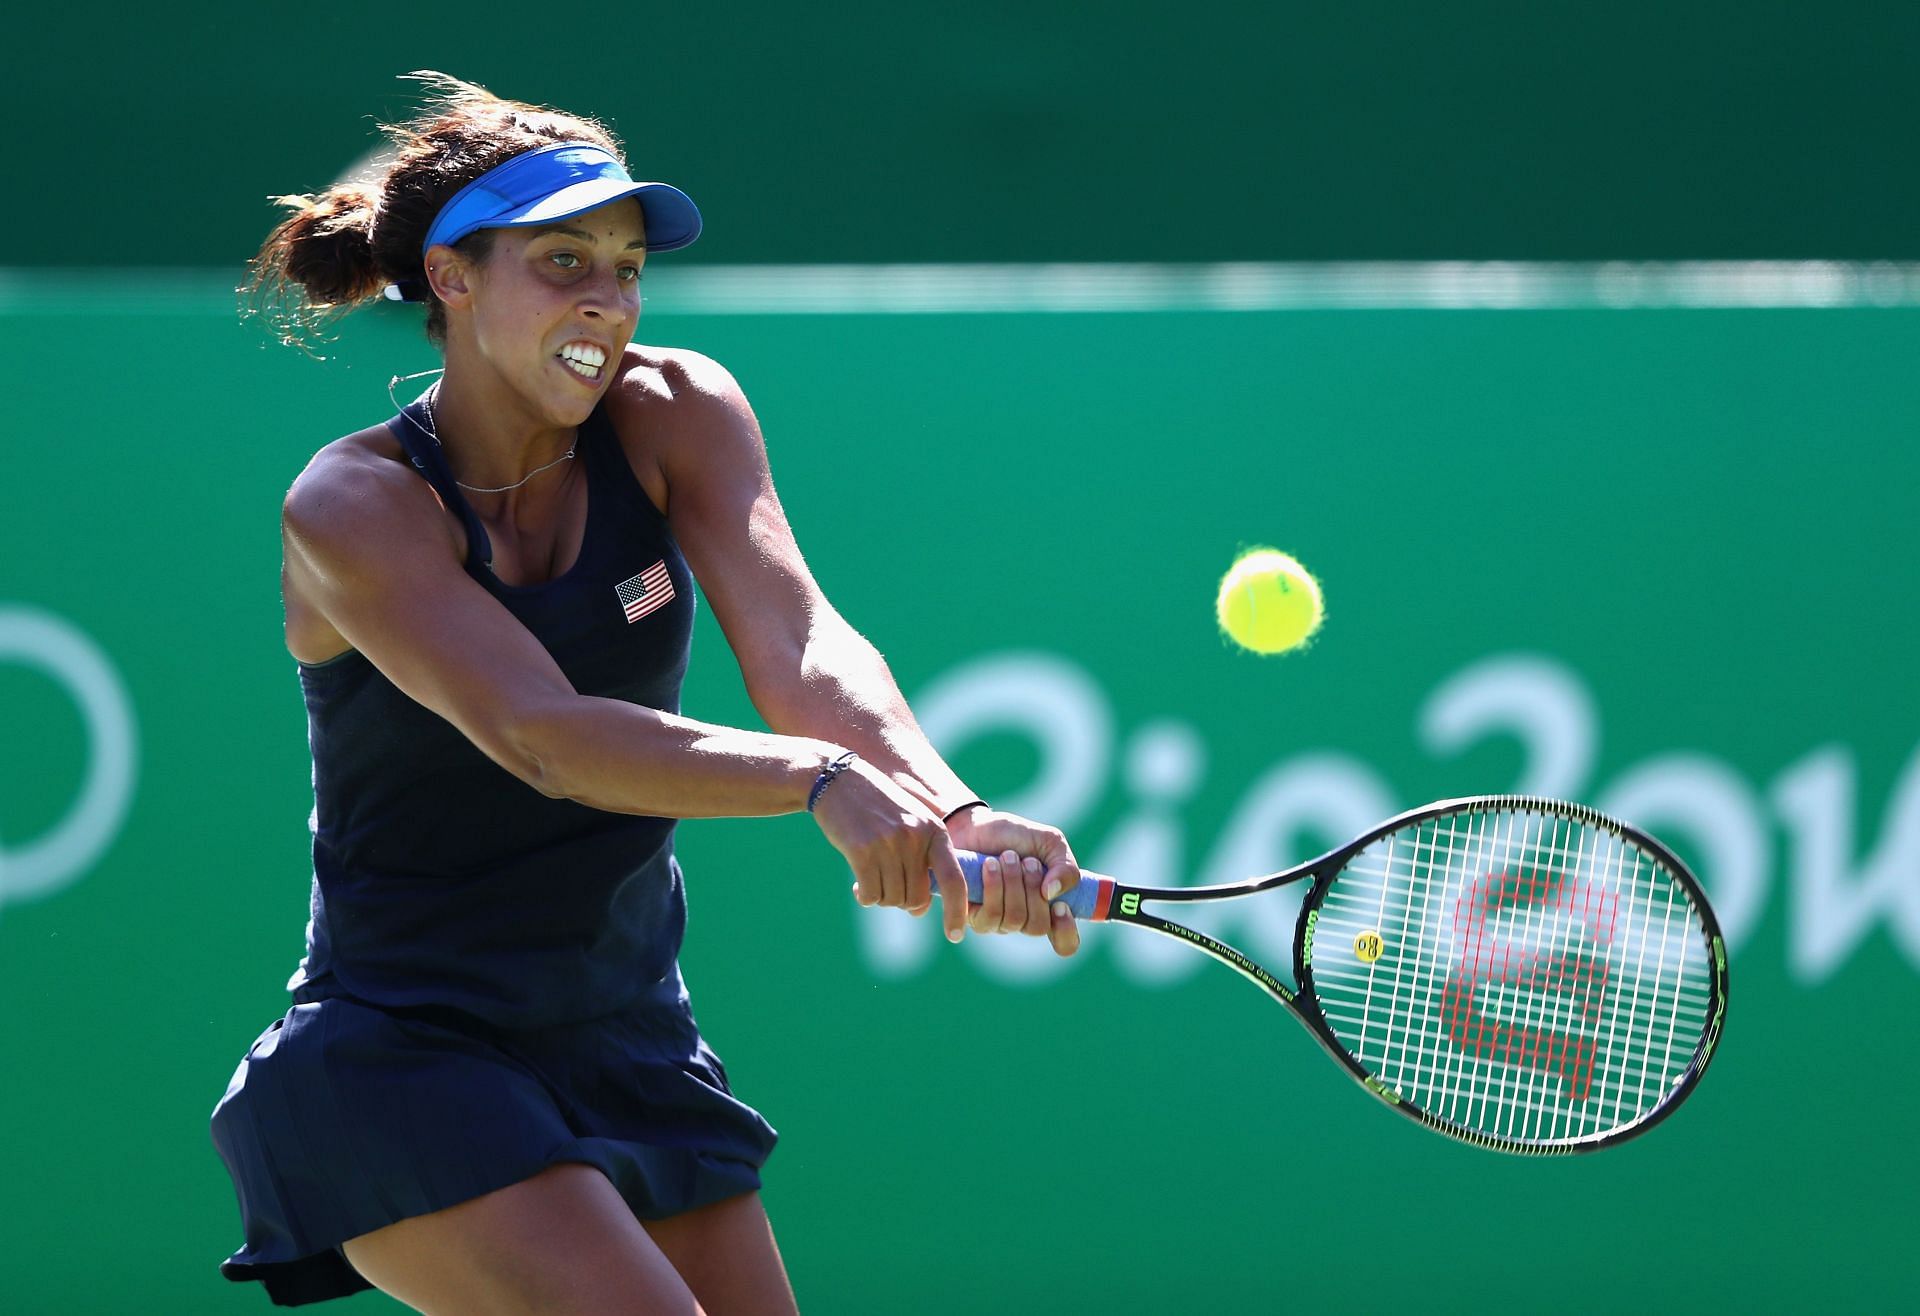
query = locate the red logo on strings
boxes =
[1442,869,1619,1102]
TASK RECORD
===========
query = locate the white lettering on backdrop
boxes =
[874,649,1917,987]
[0,606,138,922]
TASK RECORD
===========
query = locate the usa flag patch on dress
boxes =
[615,561,676,624]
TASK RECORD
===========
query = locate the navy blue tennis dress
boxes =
[210,397,777,1306]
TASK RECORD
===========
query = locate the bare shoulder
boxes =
[606,343,754,439]
[603,344,764,514]
[283,424,462,557]
[610,342,748,409]
[280,423,465,663]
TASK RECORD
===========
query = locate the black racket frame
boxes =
[1097,794,1729,1154]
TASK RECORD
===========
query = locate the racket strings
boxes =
[1307,808,1713,1146]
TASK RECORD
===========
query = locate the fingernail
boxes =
[1043,878,1062,900]
[948,928,964,943]
[1052,901,1069,918]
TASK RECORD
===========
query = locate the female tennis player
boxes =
[210,73,1081,1314]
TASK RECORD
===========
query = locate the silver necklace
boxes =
[388,367,578,495]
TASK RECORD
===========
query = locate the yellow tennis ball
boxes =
[1216,549,1324,654]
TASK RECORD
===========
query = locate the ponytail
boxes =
[241,71,627,352]
[242,183,386,349]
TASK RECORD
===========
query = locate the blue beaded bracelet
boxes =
[806,751,859,812]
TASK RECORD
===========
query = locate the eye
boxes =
[617,265,643,284]
[548,251,583,270]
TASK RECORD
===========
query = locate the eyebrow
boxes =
[537,223,647,250]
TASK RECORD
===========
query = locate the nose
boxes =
[578,268,636,324]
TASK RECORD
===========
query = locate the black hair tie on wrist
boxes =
[942,798,988,822]
[806,751,859,813]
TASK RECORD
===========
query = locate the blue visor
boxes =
[421,142,701,256]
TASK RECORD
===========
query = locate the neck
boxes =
[429,358,582,504]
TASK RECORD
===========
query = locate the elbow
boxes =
[504,701,578,800]
[741,639,814,732]
[518,743,570,799]
[748,619,873,732]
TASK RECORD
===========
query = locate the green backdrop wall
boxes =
[1,279,1915,1312]
[10,0,1920,265]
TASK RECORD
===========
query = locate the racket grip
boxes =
[948,850,1106,920]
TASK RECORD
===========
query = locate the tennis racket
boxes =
[952,794,1727,1154]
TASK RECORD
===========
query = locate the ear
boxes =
[423,244,476,309]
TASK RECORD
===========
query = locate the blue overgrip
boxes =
[949,850,1103,919]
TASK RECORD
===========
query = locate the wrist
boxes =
[789,740,847,812]
[806,749,860,813]
[942,798,989,824]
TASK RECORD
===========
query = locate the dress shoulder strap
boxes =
[574,399,669,526]
[384,400,495,569]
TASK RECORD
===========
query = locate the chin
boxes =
[533,375,603,425]
[552,397,599,428]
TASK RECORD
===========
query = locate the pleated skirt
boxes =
[209,994,777,1306]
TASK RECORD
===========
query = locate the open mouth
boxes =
[557,341,608,383]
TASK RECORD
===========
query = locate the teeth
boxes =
[562,358,599,380]
[559,342,607,367]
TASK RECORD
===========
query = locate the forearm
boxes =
[521,695,842,818]
[748,617,977,817]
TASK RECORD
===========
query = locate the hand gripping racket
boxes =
[954,795,1727,1154]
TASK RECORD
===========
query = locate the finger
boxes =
[970,853,1005,933]
[995,851,1035,935]
[992,851,1035,935]
[1017,855,1048,936]
[1039,848,1083,904]
[878,853,909,910]
[853,861,882,908]
[905,834,934,915]
[926,834,968,943]
[1048,900,1081,957]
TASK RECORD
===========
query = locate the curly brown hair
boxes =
[243,72,625,351]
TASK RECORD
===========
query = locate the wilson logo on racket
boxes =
[1443,868,1619,1104]
[615,561,676,624]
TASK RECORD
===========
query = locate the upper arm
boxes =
[281,446,580,790]
[637,351,838,702]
